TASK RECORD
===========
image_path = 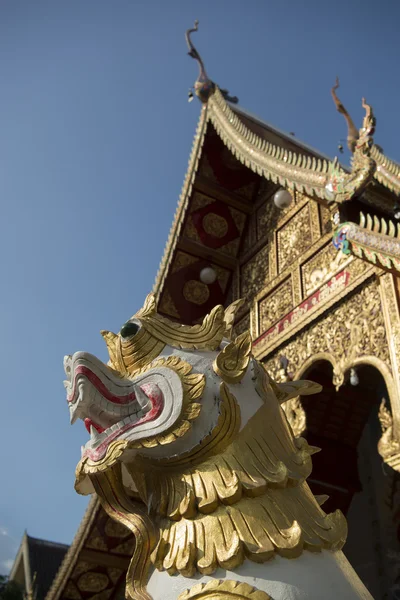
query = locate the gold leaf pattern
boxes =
[302,243,351,296]
[264,278,390,389]
[240,245,270,303]
[278,204,312,272]
[259,279,293,332]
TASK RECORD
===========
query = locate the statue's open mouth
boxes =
[64,352,164,460]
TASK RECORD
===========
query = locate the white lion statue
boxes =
[64,295,373,600]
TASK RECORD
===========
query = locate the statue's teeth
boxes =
[90,425,103,444]
[134,386,151,410]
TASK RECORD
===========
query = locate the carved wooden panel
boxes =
[277,204,312,272]
[264,278,390,387]
[160,250,231,323]
[241,212,257,255]
[256,197,281,241]
[240,244,270,304]
[253,254,373,356]
[319,204,333,235]
[183,191,246,256]
[301,243,352,297]
[259,278,293,333]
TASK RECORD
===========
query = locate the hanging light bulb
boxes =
[188,88,194,102]
[349,368,359,386]
[199,266,217,284]
[273,188,293,209]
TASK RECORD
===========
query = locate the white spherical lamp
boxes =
[349,368,359,387]
[273,188,292,209]
[200,267,217,285]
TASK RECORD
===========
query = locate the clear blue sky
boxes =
[1,0,399,574]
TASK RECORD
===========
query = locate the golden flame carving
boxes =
[213,331,252,384]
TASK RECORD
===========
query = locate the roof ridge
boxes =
[26,535,69,549]
[208,87,334,200]
[231,103,334,163]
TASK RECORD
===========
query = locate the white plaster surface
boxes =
[147,551,374,600]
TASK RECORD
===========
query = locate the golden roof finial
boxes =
[185,20,215,103]
[331,77,359,153]
[185,21,238,104]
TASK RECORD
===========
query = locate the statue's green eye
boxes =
[120,322,140,338]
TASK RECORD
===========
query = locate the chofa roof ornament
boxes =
[186,20,238,104]
[326,89,376,204]
[331,77,359,153]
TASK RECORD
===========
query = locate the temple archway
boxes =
[297,360,400,598]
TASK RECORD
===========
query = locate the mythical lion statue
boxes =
[64,295,373,600]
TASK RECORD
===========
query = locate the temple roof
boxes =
[45,496,134,600]
[9,533,68,600]
[151,64,400,317]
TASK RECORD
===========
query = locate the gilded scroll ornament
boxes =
[213,331,252,383]
[178,580,274,600]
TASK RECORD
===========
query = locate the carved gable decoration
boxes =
[184,192,246,256]
[160,252,229,323]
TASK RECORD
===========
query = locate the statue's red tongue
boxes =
[84,418,105,434]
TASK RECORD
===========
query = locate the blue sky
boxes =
[1,0,399,574]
